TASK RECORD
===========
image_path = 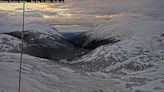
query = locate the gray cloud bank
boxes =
[0,0,164,26]
[61,0,164,18]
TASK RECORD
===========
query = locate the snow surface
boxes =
[0,52,130,92]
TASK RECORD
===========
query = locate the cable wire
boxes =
[18,2,25,92]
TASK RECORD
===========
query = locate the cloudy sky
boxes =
[0,0,164,31]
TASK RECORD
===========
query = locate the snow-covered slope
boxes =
[0,34,23,52]
[72,14,164,67]
[5,30,86,61]
[0,52,130,92]
[102,51,164,92]
[70,14,164,92]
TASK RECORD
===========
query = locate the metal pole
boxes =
[18,1,25,92]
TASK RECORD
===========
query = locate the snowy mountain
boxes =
[5,29,82,61]
[0,21,87,61]
[70,14,164,92]
[71,14,164,66]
